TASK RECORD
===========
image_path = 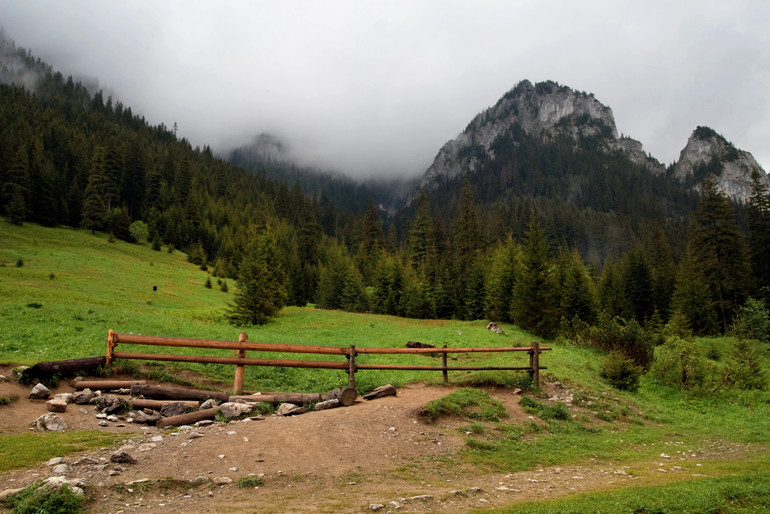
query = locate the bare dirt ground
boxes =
[0,365,760,513]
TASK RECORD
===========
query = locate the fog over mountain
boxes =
[2,1,768,178]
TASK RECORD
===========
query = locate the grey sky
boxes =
[2,0,768,178]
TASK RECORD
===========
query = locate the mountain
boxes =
[672,126,769,201]
[227,134,416,215]
[412,79,664,204]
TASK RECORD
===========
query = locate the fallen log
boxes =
[74,380,147,391]
[363,384,397,400]
[157,407,219,429]
[130,398,199,410]
[229,393,327,404]
[328,387,357,406]
[20,356,107,383]
[131,384,229,403]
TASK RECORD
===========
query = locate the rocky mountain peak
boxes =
[672,126,768,201]
[415,80,663,199]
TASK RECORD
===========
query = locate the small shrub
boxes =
[167,243,175,254]
[108,232,116,243]
[732,298,770,344]
[601,350,642,391]
[16,256,24,267]
[725,339,767,390]
[26,302,43,309]
[706,341,721,361]
[650,336,708,391]
[519,395,571,421]
[48,273,55,280]
[236,475,264,488]
[3,482,86,514]
[220,280,229,293]
[205,276,212,289]
[0,395,19,406]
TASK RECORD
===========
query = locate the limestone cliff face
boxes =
[672,127,768,201]
[416,80,663,198]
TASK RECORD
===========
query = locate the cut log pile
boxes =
[22,372,398,431]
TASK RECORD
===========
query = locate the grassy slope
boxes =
[2,221,769,510]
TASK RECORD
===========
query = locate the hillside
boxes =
[0,222,768,513]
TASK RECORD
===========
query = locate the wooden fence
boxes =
[106,330,551,394]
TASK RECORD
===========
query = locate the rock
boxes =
[137,443,157,452]
[98,421,109,427]
[0,375,7,383]
[109,451,136,464]
[76,457,99,466]
[199,399,220,409]
[220,401,256,419]
[133,410,161,425]
[72,390,95,404]
[190,476,209,485]
[52,463,70,475]
[106,415,119,422]
[160,402,191,418]
[213,477,233,485]
[53,393,73,404]
[370,504,385,511]
[0,487,25,501]
[46,457,64,466]
[35,413,68,431]
[29,383,51,400]
[486,322,507,335]
[276,403,306,416]
[195,419,216,427]
[95,395,128,414]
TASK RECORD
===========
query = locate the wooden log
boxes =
[131,384,229,403]
[157,407,219,429]
[74,380,147,391]
[20,356,106,383]
[329,387,357,406]
[363,384,397,400]
[229,393,327,404]
[130,398,199,410]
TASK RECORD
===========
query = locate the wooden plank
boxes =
[354,346,551,354]
[228,393,327,404]
[355,364,547,371]
[111,351,349,370]
[113,333,349,355]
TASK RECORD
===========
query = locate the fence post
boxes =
[233,332,248,394]
[442,345,448,384]
[106,330,116,366]
[528,341,540,388]
[347,345,357,390]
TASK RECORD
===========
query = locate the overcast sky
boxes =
[2,1,769,178]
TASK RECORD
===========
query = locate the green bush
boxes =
[732,298,770,344]
[3,482,86,514]
[563,313,657,370]
[650,336,709,391]
[601,350,642,391]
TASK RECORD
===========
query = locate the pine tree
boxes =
[560,248,598,324]
[451,181,484,319]
[485,237,520,323]
[672,244,719,335]
[226,227,287,325]
[2,145,31,224]
[747,169,770,297]
[689,176,751,332]
[80,148,108,233]
[623,249,654,324]
[512,219,560,338]
[357,198,386,285]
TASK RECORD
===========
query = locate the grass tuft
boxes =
[419,388,508,423]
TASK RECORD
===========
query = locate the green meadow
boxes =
[2,220,770,512]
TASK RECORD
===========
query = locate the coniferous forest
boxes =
[3,38,770,355]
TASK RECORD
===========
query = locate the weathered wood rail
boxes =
[106,330,550,394]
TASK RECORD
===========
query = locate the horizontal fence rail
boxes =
[106,330,551,393]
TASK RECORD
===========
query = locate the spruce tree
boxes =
[511,219,560,338]
[485,237,520,323]
[80,148,108,233]
[672,244,719,335]
[747,169,770,298]
[560,248,598,324]
[227,228,287,325]
[689,176,751,332]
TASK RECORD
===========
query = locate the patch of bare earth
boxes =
[0,366,761,513]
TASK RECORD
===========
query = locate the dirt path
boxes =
[0,366,761,513]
